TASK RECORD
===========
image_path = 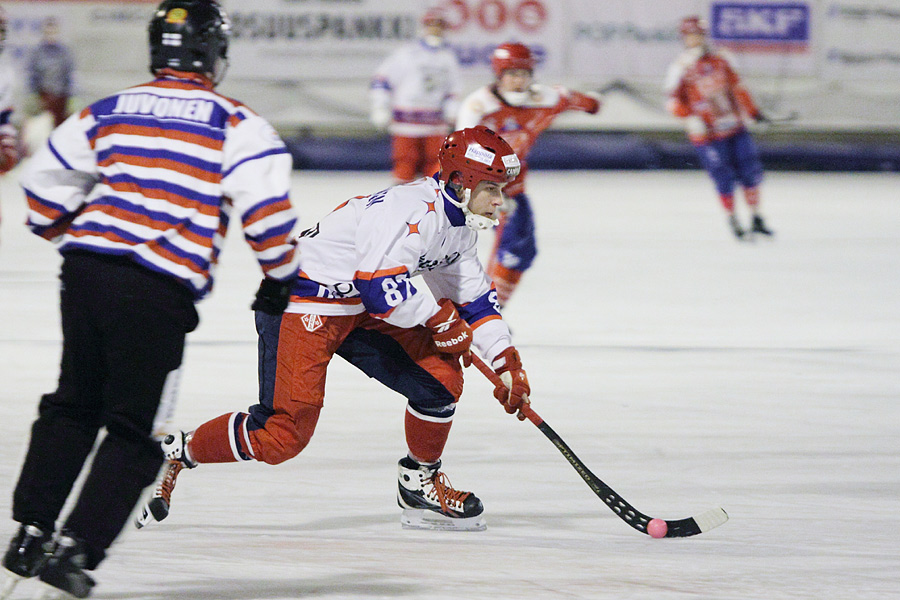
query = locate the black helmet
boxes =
[149,0,230,84]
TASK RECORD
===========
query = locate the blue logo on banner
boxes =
[711,2,810,50]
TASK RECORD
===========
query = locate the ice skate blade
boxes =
[400,509,486,532]
[30,581,64,600]
[1,572,23,600]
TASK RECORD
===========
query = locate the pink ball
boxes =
[647,518,668,538]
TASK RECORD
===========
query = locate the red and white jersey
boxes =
[370,40,462,137]
[22,71,300,299]
[664,47,759,145]
[287,175,512,364]
[456,84,600,196]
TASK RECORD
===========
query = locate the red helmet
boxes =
[679,16,708,36]
[422,7,448,27]
[439,126,520,191]
[491,42,534,77]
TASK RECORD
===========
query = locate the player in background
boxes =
[136,126,532,533]
[1,2,300,598]
[370,7,461,183]
[456,42,601,307]
[664,15,774,240]
[0,7,21,243]
[28,16,76,128]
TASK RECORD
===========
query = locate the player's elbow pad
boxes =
[666,98,690,118]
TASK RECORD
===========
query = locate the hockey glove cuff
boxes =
[251,277,295,315]
[427,298,473,365]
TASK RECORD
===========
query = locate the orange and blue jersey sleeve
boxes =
[22,108,101,241]
[353,264,418,318]
[350,189,439,328]
[222,110,300,281]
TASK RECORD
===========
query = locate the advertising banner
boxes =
[821,2,900,80]
[224,0,565,81]
[567,0,691,81]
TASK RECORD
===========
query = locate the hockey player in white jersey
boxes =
[370,7,461,183]
[0,7,20,243]
[140,126,533,533]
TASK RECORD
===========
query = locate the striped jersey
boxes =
[287,175,513,365]
[456,84,600,196]
[22,70,300,299]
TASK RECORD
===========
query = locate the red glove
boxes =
[0,133,19,174]
[491,347,530,420]
[426,298,472,365]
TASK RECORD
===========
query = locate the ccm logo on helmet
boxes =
[435,332,469,347]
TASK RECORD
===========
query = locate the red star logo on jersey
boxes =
[407,222,420,236]
[425,201,436,213]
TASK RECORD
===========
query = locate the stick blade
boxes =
[664,507,729,538]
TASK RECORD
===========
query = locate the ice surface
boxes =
[1,168,898,599]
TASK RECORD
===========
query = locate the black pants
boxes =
[12,252,198,569]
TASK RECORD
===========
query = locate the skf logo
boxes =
[711,2,810,52]
[166,8,188,24]
[301,314,323,332]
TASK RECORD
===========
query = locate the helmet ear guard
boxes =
[149,0,231,84]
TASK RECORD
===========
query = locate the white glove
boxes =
[370,105,391,129]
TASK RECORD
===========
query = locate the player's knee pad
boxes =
[249,403,321,465]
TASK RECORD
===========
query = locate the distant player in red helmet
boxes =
[139,126,533,533]
[665,15,774,239]
[370,7,462,183]
[457,42,602,306]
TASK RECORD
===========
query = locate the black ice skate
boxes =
[750,215,774,237]
[37,533,95,599]
[728,214,746,240]
[397,457,486,531]
[1,524,52,599]
[135,432,195,529]
[2,523,52,578]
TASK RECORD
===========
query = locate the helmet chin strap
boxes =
[438,181,499,231]
[211,57,228,86]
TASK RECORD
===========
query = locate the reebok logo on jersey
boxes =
[435,331,469,347]
[112,94,215,123]
[301,314,323,332]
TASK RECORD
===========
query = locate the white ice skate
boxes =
[397,457,486,532]
[135,431,194,529]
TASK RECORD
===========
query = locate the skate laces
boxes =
[427,472,470,513]
[155,461,184,503]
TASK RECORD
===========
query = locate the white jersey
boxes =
[370,39,461,137]
[287,175,512,364]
